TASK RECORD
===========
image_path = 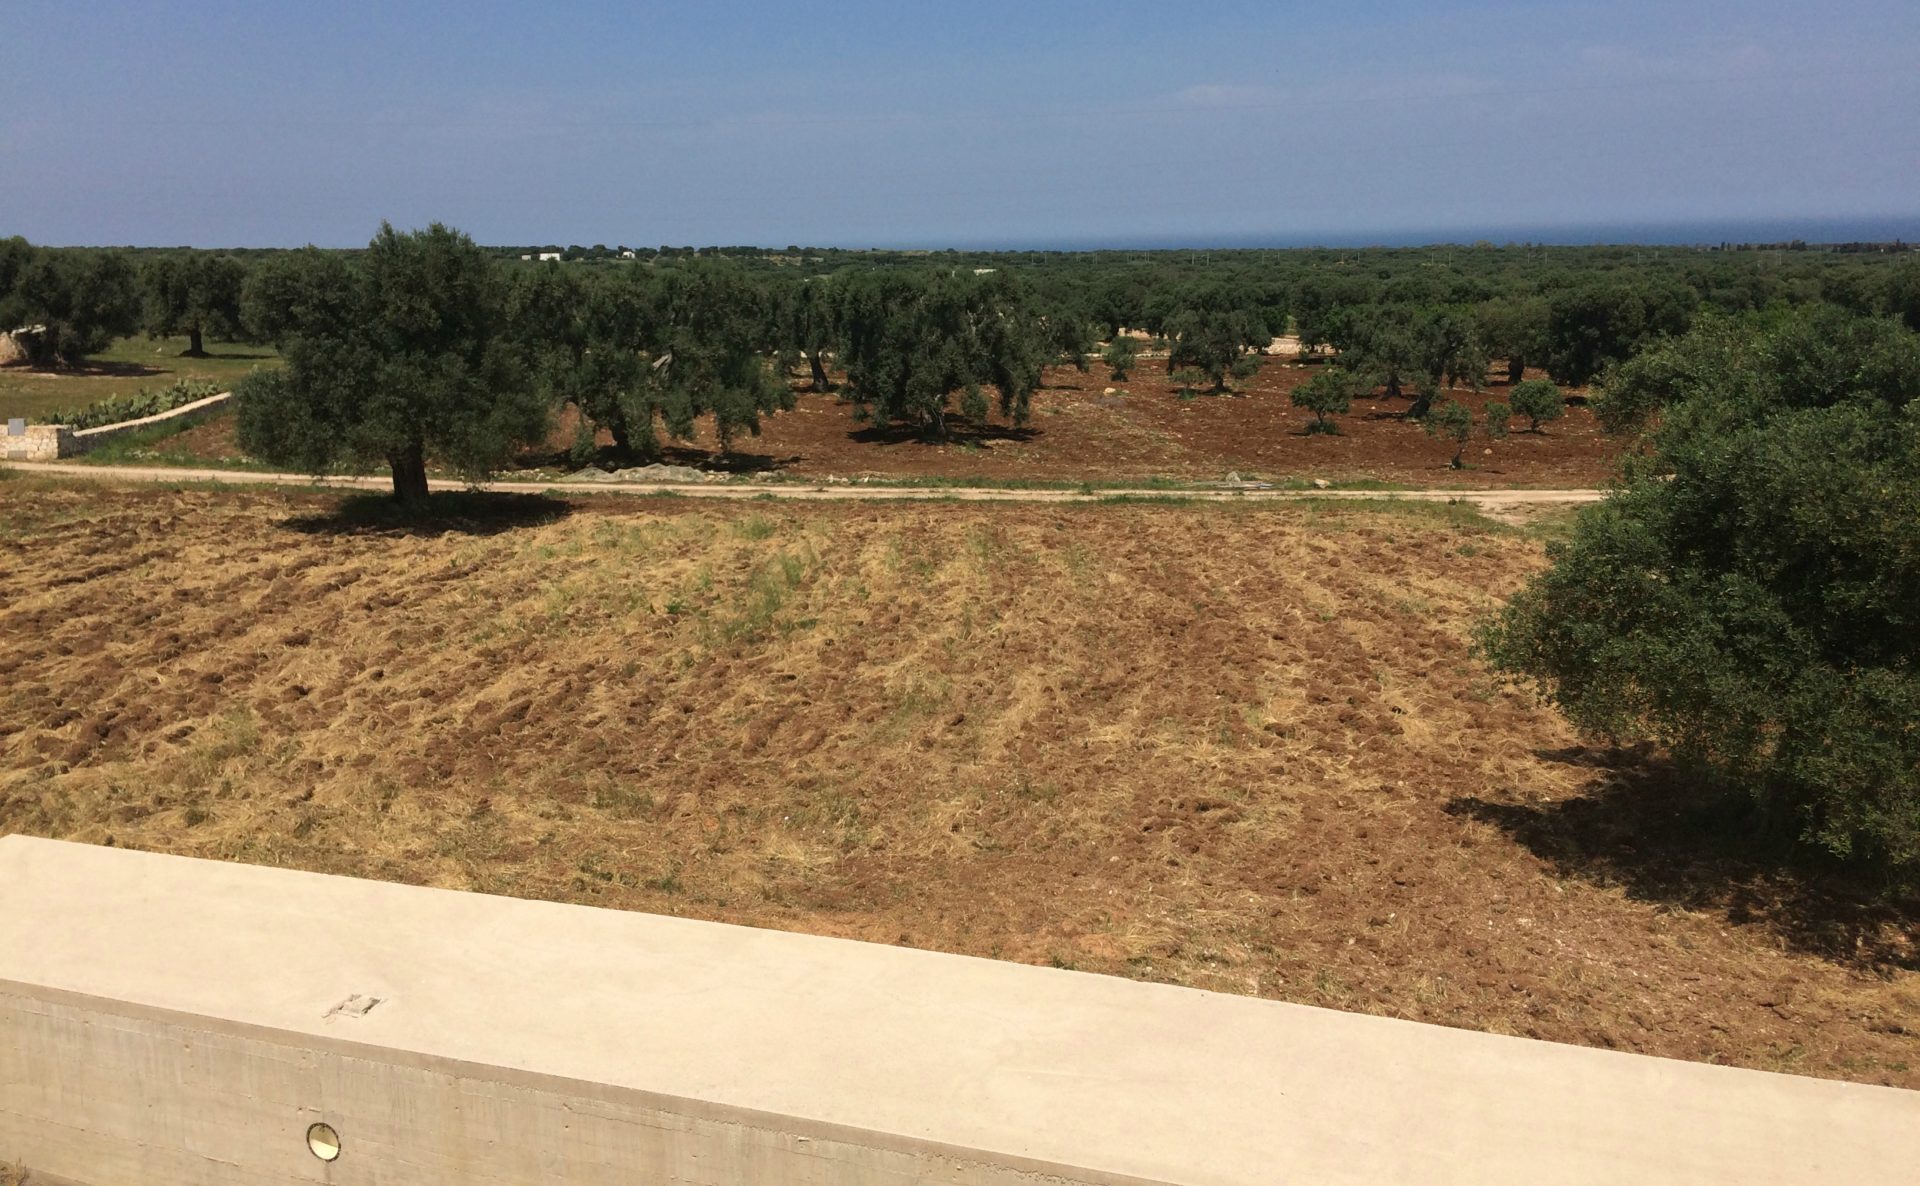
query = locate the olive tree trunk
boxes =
[388,445,430,504]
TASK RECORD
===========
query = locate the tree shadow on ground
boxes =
[512,443,801,476]
[657,444,799,474]
[9,360,164,379]
[1447,746,1919,973]
[281,491,572,538]
[847,422,1039,451]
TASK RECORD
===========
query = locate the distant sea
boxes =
[954,217,1920,252]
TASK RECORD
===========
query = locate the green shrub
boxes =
[1509,378,1565,432]
[1484,400,1513,440]
[1169,366,1208,400]
[1424,398,1474,467]
[1291,366,1356,434]
[1480,308,1920,870]
[37,378,224,430]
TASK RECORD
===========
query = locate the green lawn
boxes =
[0,336,280,422]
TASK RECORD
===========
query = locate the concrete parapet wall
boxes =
[4,991,1084,1186]
[2,835,1916,1186]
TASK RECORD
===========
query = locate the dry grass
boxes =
[1,480,1915,1087]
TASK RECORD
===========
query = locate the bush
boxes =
[1424,398,1474,467]
[1509,378,1565,432]
[1291,366,1356,434]
[37,379,224,429]
[1102,336,1137,381]
[1484,400,1513,440]
[1480,308,1920,870]
[1169,366,1208,400]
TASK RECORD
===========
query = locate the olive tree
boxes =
[1291,366,1357,434]
[143,252,247,356]
[1476,296,1550,385]
[1042,302,1098,373]
[1481,308,1920,868]
[776,276,841,392]
[235,222,550,503]
[0,239,141,366]
[1509,378,1565,432]
[1344,308,1422,402]
[838,269,1043,439]
[1164,285,1268,391]
[1424,397,1506,467]
[648,263,795,451]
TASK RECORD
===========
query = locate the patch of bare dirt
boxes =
[537,363,1622,488]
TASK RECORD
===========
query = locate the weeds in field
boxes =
[711,548,815,645]
[732,514,777,540]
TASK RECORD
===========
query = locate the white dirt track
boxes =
[3,460,1606,518]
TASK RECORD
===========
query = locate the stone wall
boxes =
[0,390,230,461]
[0,424,73,462]
[69,389,232,451]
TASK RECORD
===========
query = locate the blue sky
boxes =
[3,1,1916,248]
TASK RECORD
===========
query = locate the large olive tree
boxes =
[1481,308,1920,868]
[235,223,549,502]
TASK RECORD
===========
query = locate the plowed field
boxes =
[1,479,1912,1086]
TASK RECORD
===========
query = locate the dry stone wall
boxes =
[1,424,73,461]
[1,390,230,461]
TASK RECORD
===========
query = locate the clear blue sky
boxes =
[3,0,1916,248]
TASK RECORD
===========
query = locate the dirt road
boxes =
[3,460,1606,516]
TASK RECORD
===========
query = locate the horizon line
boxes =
[20,214,1920,254]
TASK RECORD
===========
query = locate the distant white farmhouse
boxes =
[538,251,564,262]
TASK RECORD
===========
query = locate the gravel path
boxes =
[3,460,1607,515]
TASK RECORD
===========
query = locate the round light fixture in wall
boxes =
[306,1121,342,1162]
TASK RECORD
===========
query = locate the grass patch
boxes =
[1521,503,1592,544]
[1293,497,1515,534]
[711,549,815,644]
[0,335,279,422]
[1096,493,1201,506]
